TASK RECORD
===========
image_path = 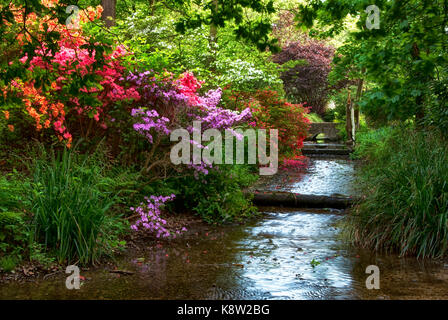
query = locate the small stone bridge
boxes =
[306,122,340,141]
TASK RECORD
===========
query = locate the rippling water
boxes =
[262,158,358,197]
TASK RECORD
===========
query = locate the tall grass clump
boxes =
[30,147,118,265]
[347,128,448,258]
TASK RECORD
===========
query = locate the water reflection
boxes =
[266,159,358,197]
[235,211,355,299]
[1,209,447,299]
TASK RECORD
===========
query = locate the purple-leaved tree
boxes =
[273,41,334,116]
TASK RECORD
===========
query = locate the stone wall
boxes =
[307,122,340,141]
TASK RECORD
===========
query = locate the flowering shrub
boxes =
[225,89,310,161]
[2,2,139,147]
[128,71,252,177]
[177,72,204,106]
[214,59,283,92]
[192,88,252,132]
[126,71,189,119]
[0,0,316,266]
[2,2,253,156]
[130,194,187,238]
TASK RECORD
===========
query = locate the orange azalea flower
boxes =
[8,125,14,132]
[3,111,9,120]
[51,82,59,90]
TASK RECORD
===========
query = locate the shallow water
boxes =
[1,158,447,300]
[263,158,358,197]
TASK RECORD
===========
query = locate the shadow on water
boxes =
[1,158,447,299]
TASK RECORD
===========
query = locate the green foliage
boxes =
[0,172,28,213]
[0,256,18,272]
[0,144,136,270]
[0,174,29,268]
[112,7,283,93]
[351,126,394,160]
[214,58,283,92]
[29,147,125,265]
[297,0,448,129]
[310,258,321,268]
[175,165,258,223]
[305,112,324,123]
[347,128,448,258]
[334,122,346,142]
[327,89,353,122]
[425,69,448,136]
[0,173,57,269]
[0,211,28,266]
[173,0,278,51]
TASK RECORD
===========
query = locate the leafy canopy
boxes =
[295,0,448,126]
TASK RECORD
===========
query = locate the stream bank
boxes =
[1,148,447,300]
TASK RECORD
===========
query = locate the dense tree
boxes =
[173,0,278,52]
[295,0,448,130]
[273,40,334,115]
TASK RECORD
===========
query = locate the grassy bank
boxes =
[347,127,448,258]
[0,144,260,272]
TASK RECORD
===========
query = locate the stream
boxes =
[1,153,448,300]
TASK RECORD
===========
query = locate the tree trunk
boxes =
[355,78,363,129]
[345,89,354,144]
[149,0,156,15]
[207,0,219,69]
[101,0,116,28]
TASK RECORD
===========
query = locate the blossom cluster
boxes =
[126,71,189,108]
[130,194,187,237]
[188,161,213,179]
[177,72,204,106]
[131,108,171,143]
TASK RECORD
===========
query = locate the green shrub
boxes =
[335,121,347,142]
[347,128,448,258]
[0,173,29,212]
[0,211,29,266]
[0,174,30,269]
[0,256,18,272]
[351,126,395,160]
[174,165,258,224]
